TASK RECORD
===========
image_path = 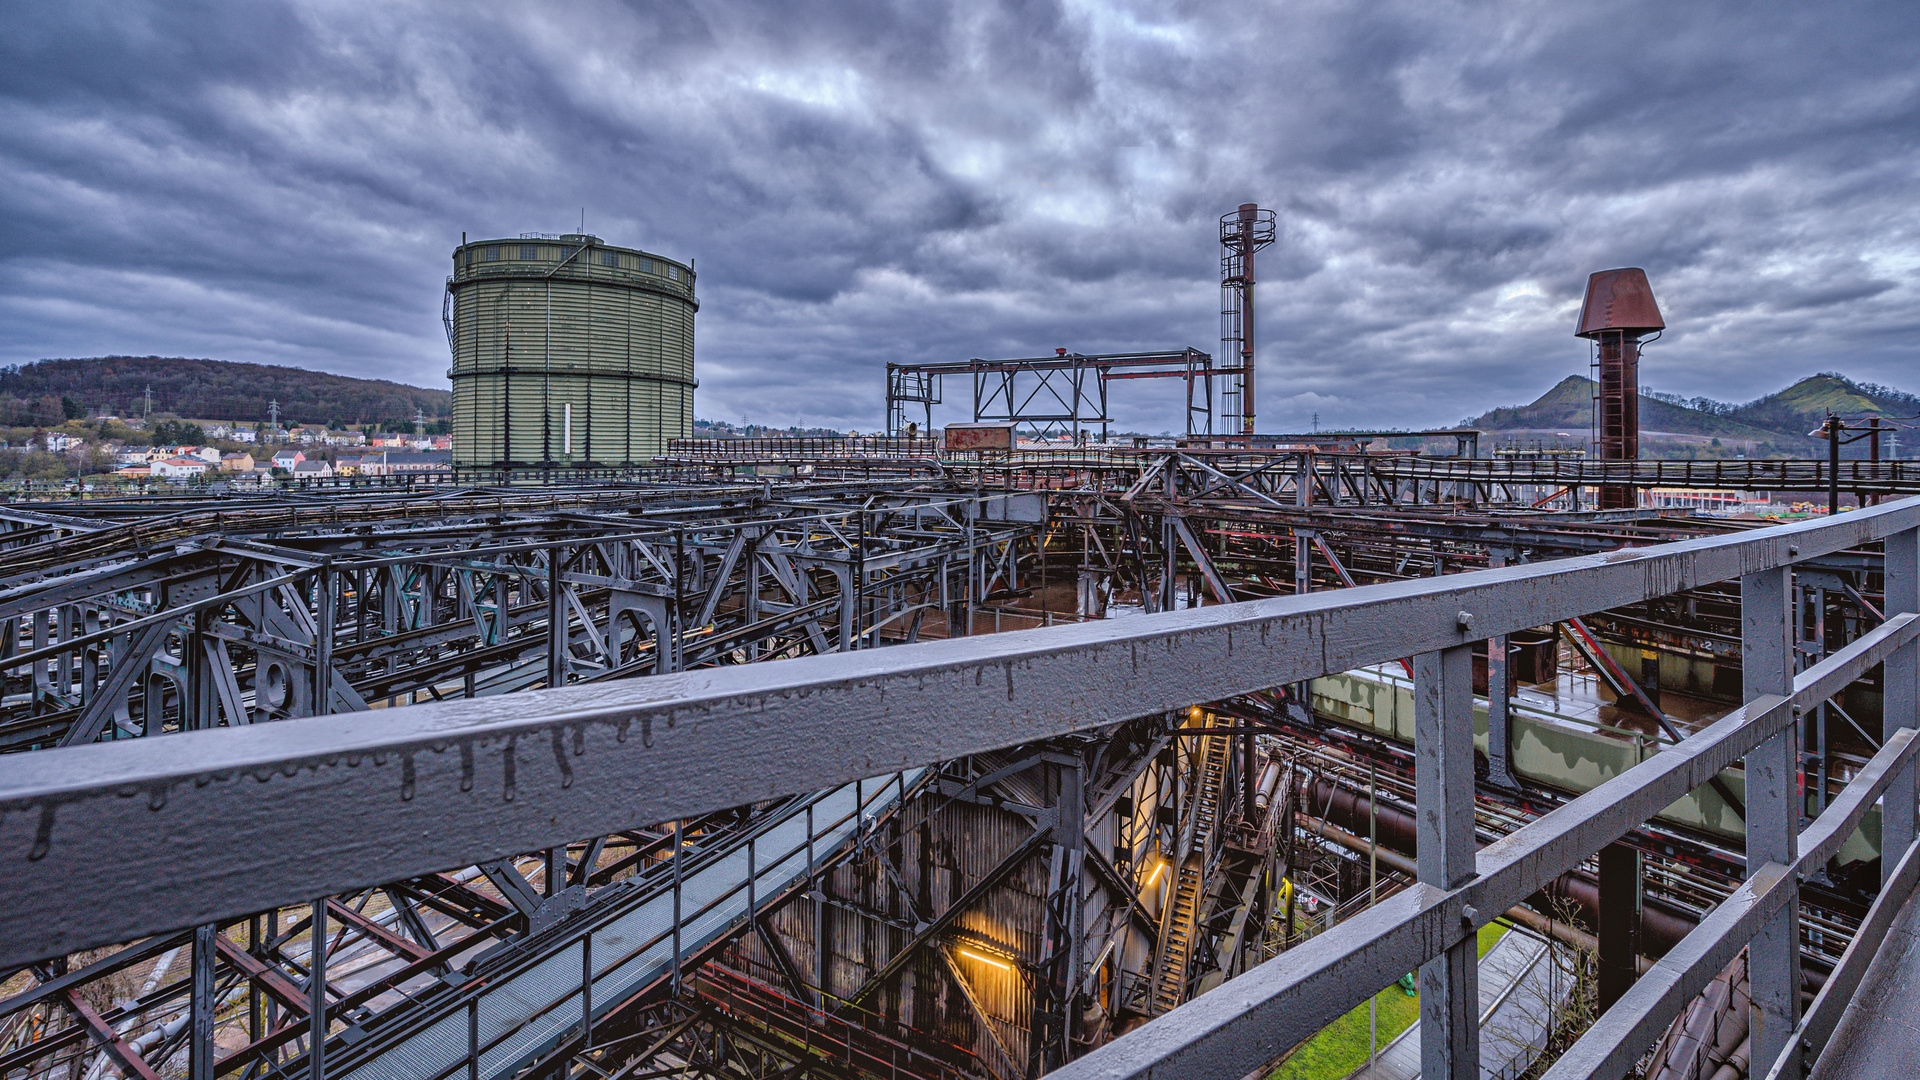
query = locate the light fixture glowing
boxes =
[958,947,1012,971]
[1145,862,1166,888]
[1188,706,1204,721]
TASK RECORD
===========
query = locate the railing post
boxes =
[1884,525,1919,886]
[1742,565,1799,1074]
[1415,644,1477,1079]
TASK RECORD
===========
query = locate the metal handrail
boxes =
[1,498,1916,1080]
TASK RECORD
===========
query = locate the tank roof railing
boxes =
[2,499,1918,1080]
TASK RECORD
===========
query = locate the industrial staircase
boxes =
[1150,733,1232,1014]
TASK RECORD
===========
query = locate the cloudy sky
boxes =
[3,1,1917,432]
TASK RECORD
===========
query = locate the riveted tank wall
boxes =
[447,235,696,469]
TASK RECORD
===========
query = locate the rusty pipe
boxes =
[1253,760,1283,812]
[1299,811,1651,972]
[1302,776,1699,955]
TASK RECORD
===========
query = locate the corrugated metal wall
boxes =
[718,751,1190,1080]
[448,239,696,469]
[723,782,1042,1075]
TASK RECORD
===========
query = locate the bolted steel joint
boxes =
[1456,610,1475,632]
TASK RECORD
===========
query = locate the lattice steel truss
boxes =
[5,458,1920,1080]
[884,351,1215,442]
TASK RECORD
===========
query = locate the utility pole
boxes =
[269,400,281,429]
[143,386,153,418]
[1821,415,1841,516]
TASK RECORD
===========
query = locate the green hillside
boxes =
[1467,376,1778,440]
[1726,374,1907,436]
[0,357,449,430]
[1469,372,1916,457]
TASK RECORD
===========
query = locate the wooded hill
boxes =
[0,357,450,429]
[1467,373,1919,457]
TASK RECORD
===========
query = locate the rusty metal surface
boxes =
[1577,267,1666,338]
[944,423,1019,452]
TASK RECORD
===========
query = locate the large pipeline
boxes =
[1644,951,1750,1080]
[1297,812,1645,970]
[1296,775,1829,997]
[1252,760,1284,812]
[1301,775,1697,955]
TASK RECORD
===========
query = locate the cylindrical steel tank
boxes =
[446,233,697,470]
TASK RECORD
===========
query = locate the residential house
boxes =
[359,451,452,477]
[271,450,305,471]
[114,463,150,480]
[219,452,255,473]
[290,459,334,480]
[150,457,209,479]
[42,433,83,453]
[228,428,259,444]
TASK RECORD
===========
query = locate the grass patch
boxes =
[1478,920,1507,958]
[1267,922,1511,1078]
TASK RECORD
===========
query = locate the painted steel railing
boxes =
[1,498,1916,1080]
[1376,454,1920,493]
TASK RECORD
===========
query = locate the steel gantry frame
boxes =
[1,485,1915,1079]
[884,351,1216,442]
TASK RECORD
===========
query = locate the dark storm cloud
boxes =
[2,0,1916,431]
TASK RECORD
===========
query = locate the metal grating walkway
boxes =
[1344,926,1568,1080]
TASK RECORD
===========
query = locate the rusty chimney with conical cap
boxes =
[1576,268,1664,509]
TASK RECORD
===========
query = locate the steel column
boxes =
[1597,843,1642,1011]
[309,898,327,1080]
[1485,550,1520,789]
[191,922,215,1080]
